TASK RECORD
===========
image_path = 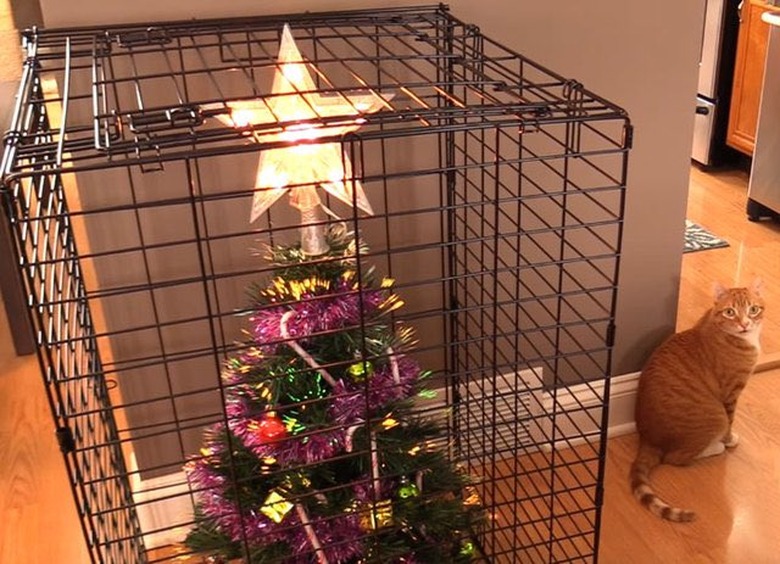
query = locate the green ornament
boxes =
[459,540,476,557]
[397,478,420,500]
[346,360,374,383]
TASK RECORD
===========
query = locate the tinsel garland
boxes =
[184,232,481,562]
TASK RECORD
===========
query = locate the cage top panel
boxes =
[2,4,628,179]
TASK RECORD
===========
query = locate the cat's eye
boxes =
[722,307,736,318]
[749,305,763,316]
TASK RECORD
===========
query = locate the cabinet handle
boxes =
[738,0,744,23]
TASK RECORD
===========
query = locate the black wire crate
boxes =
[1,5,630,563]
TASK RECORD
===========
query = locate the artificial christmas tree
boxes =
[184,24,482,563]
[185,226,483,562]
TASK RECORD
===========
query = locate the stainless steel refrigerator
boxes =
[747,12,780,220]
[692,0,739,167]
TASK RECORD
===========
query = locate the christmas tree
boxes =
[185,23,482,562]
[184,225,483,562]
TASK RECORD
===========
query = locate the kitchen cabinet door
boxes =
[727,0,780,155]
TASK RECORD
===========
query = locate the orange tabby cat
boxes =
[630,280,764,522]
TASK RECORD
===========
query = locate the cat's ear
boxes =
[713,281,729,301]
[751,277,764,296]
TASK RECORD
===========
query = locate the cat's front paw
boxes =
[724,431,740,448]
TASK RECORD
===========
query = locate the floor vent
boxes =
[414,367,546,461]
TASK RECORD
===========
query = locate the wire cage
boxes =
[1,4,630,563]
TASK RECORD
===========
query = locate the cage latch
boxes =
[606,322,616,348]
[128,105,204,134]
[56,426,76,454]
[623,124,634,150]
[95,112,122,150]
[117,27,172,47]
[135,142,164,173]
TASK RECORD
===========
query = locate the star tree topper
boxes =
[210,25,393,254]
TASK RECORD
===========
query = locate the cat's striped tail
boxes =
[630,442,695,522]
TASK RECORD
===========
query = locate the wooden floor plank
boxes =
[0,307,89,563]
[599,367,780,564]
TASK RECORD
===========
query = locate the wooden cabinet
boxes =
[727,0,780,155]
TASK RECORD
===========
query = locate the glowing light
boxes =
[204,24,394,224]
[231,109,254,128]
[264,276,332,301]
[281,62,305,83]
[380,294,404,313]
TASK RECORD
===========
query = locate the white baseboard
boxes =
[605,371,640,437]
[129,456,192,549]
[129,372,640,547]
[536,372,639,450]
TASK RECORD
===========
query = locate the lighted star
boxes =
[206,24,393,223]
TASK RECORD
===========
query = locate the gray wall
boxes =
[38,0,704,377]
[27,0,704,478]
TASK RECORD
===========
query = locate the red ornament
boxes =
[251,414,287,443]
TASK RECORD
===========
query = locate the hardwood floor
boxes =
[1,164,778,562]
[598,164,780,563]
[599,366,780,564]
[0,301,89,563]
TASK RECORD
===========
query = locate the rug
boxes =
[684,220,729,254]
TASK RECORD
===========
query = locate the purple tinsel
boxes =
[185,456,367,560]
[252,351,422,467]
[184,274,431,562]
[329,354,421,427]
[270,428,344,464]
[285,512,364,564]
[185,458,284,546]
[249,280,386,351]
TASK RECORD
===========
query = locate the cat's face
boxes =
[711,284,765,338]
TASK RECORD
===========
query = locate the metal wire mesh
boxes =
[1,5,630,563]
